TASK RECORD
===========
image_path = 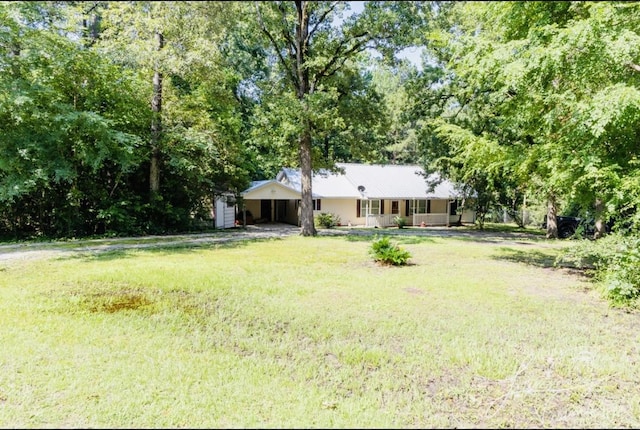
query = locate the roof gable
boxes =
[241,180,303,200]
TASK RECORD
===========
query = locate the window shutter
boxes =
[317,199,321,211]
[427,200,431,214]
[357,200,361,217]
[380,200,384,214]
[405,200,409,216]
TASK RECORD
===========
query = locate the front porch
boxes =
[363,212,475,228]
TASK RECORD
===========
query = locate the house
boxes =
[240,163,476,228]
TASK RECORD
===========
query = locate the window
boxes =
[297,199,320,211]
[391,200,399,215]
[409,199,429,214]
[449,199,459,215]
[358,199,380,217]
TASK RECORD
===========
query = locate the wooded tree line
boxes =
[0,1,638,239]
[414,1,640,239]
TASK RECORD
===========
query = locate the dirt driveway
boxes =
[0,223,546,264]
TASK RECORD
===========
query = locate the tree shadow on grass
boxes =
[494,247,558,268]
[334,232,437,245]
[453,235,546,246]
[494,247,595,279]
[54,237,282,263]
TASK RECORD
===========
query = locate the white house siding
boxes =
[431,199,448,214]
[312,198,357,227]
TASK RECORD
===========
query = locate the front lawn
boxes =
[0,233,638,428]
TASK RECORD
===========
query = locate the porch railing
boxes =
[412,213,450,226]
[365,212,453,227]
[365,213,395,227]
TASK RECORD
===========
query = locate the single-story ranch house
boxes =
[240,163,476,228]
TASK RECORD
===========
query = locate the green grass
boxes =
[1,234,639,428]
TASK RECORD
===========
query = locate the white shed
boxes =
[214,194,237,229]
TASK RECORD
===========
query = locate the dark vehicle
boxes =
[542,215,613,239]
[542,215,582,239]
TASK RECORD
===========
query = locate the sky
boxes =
[348,1,425,69]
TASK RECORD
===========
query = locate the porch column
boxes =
[365,199,370,227]
[271,199,275,222]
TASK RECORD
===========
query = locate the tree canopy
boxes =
[0,0,637,240]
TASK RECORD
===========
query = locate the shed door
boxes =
[215,199,225,228]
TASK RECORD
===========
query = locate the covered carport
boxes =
[240,180,302,226]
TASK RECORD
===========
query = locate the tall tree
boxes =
[252,1,425,236]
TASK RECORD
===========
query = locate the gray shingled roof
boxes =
[265,163,466,199]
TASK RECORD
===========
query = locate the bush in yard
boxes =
[393,215,407,229]
[557,232,640,308]
[370,235,412,266]
[600,235,640,307]
[315,212,340,229]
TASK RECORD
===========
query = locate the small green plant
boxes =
[394,215,407,229]
[315,212,341,229]
[369,235,412,266]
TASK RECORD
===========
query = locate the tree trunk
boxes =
[477,212,485,229]
[295,1,316,236]
[456,198,465,226]
[546,193,558,239]
[149,30,163,196]
[82,6,102,48]
[594,197,606,239]
[299,125,316,236]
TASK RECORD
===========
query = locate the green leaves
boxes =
[579,84,640,139]
[369,235,412,266]
[413,0,640,232]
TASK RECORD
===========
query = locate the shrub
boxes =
[557,232,640,308]
[601,236,640,307]
[315,212,341,229]
[394,215,407,229]
[370,235,412,266]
